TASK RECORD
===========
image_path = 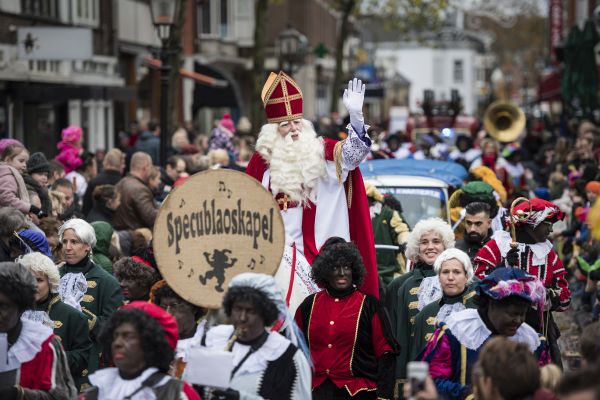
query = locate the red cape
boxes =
[246,139,379,298]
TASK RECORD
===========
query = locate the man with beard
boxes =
[246,72,377,311]
[474,198,571,368]
[455,202,493,260]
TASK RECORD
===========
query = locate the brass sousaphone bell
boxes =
[483,101,526,143]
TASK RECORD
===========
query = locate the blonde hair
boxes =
[208,149,230,168]
[18,252,60,293]
[540,364,562,392]
[48,190,66,216]
[1,144,28,162]
[148,166,161,182]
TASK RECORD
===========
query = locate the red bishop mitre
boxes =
[261,71,303,123]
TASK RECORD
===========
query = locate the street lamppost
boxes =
[276,24,309,76]
[150,0,181,167]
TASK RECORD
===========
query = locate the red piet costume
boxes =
[246,72,378,311]
[295,289,397,398]
[0,318,77,398]
[474,198,570,367]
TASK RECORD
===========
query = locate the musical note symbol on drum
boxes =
[187,268,194,278]
[247,258,256,270]
[218,181,232,199]
[178,260,184,270]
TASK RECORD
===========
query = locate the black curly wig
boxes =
[99,308,174,373]
[113,257,160,289]
[223,286,279,326]
[0,262,36,312]
[152,283,205,319]
[311,237,366,288]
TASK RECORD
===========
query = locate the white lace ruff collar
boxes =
[0,317,53,372]
[492,230,552,266]
[89,367,170,400]
[444,308,541,352]
[205,325,290,376]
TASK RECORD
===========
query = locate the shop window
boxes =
[71,0,99,27]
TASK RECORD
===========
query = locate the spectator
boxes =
[134,119,160,165]
[38,217,62,261]
[19,252,92,390]
[161,155,186,192]
[0,143,37,216]
[113,256,159,303]
[48,189,66,218]
[473,337,552,400]
[0,207,28,262]
[24,151,53,216]
[540,364,562,394]
[555,368,600,400]
[580,321,600,367]
[58,218,123,382]
[81,302,200,400]
[113,152,159,230]
[91,221,115,274]
[55,125,83,174]
[208,148,230,169]
[0,262,78,398]
[171,127,199,155]
[27,191,44,227]
[65,150,97,205]
[52,178,82,220]
[82,148,123,215]
[208,113,237,157]
[48,159,65,187]
[87,184,120,224]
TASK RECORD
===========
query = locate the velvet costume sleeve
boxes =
[473,239,501,279]
[547,253,571,311]
[421,329,468,400]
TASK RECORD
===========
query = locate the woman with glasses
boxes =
[295,237,398,399]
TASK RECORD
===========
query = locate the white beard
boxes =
[255,119,326,204]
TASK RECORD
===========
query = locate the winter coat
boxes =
[112,175,158,230]
[134,131,160,165]
[91,221,114,274]
[23,173,53,215]
[0,163,30,213]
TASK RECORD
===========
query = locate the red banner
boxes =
[550,0,563,64]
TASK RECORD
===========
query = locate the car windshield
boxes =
[377,186,447,229]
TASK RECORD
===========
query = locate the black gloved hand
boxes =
[211,388,240,400]
[0,386,19,400]
[505,247,519,267]
[29,204,47,218]
[589,269,600,281]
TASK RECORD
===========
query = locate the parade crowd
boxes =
[0,71,598,400]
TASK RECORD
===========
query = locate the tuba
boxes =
[483,101,526,143]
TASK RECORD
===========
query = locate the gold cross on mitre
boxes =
[277,194,290,211]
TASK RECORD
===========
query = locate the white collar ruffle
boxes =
[205,325,291,376]
[418,276,442,311]
[88,367,169,400]
[0,317,53,372]
[445,308,541,352]
[492,230,552,266]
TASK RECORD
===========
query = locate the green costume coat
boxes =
[385,271,414,331]
[393,263,436,380]
[410,288,477,361]
[59,256,123,385]
[372,207,401,285]
[36,293,92,390]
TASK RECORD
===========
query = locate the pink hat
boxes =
[0,139,23,155]
[61,126,83,145]
[219,114,236,133]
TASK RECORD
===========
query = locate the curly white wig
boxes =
[58,218,97,248]
[18,252,61,293]
[433,248,474,283]
[405,217,455,262]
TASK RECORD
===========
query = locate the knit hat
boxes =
[219,114,236,133]
[121,301,179,350]
[509,198,564,228]
[27,152,51,175]
[586,181,600,195]
[61,126,82,145]
[0,139,23,155]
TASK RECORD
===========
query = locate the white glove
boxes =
[342,78,366,132]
